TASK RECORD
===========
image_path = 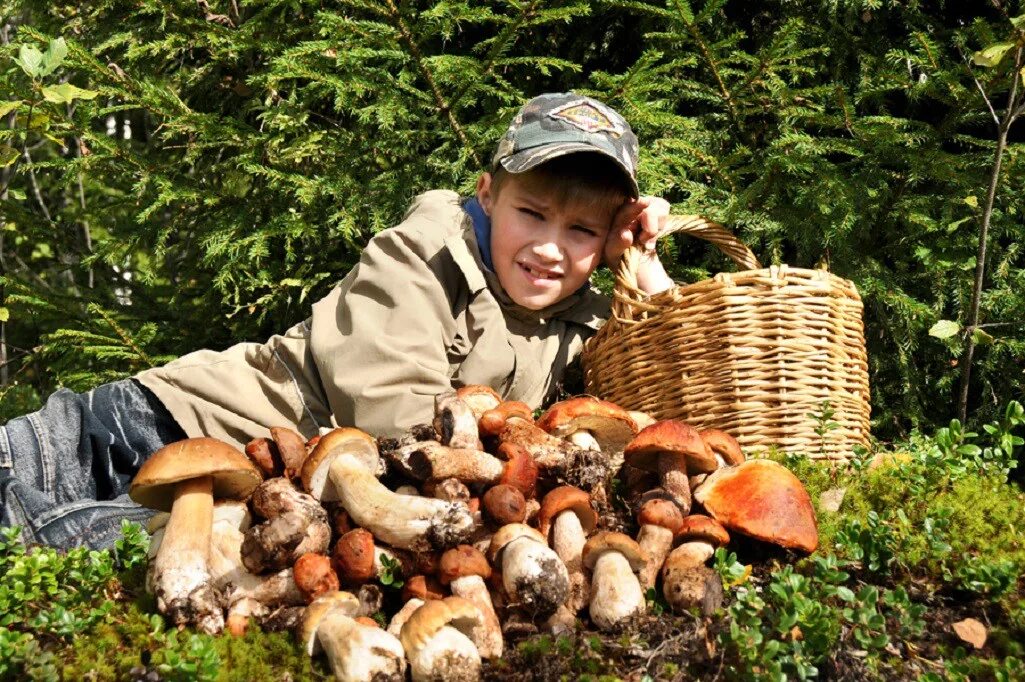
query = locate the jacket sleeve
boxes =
[309,223,458,437]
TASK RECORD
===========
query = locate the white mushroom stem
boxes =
[326,453,474,551]
[408,626,481,682]
[151,476,223,634]
[551,511,589,613]
[501,536,570,616]
[636,524,675,593]
[388,598,426,638]
[318,612,406,682]
[434,392,480,450]
[589,550,645,630]
[390,441,504,484]
[448,575,503,659]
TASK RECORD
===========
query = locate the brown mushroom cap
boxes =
[399,596,482,653]
[637,498,685,534]
[438,545,492,585]
[624,420,717,474]
[486,523,545,565]
[581,531,648,572]
[301,590,360,655]
[130,438,262,511]
[332,528,377,585]
[700,429,745,466]
[536,486,598,539]
[482,484,527,526]
[676,514,730,548]
[300,428,379,500]
[402,575,447,602]
[497,443,538,498]
[536,397,638,454]
[294,553,341,603]
[693,459,818,553]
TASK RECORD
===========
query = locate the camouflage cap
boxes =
[492,92,640,198]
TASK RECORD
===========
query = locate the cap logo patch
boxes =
[548,100,623,137]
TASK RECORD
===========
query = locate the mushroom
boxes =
[693,459,819,553]
[624,420,718,515]
[400,596,483,682]
[224,566,307,636]
[293,553,340,602]
[242,477,330,573]
[481,484,526,526]
[332,528,412,588]
[635,498,685,592]
[536,486,598,613]
[455,385,502,422]
[129,437,262,633]
[581,531,647,630]
[434,391,481,450]
[439,545,502,658]
[388,597,426,637]
[302,591,406,682]
[487,523,569,618]
[270,426,309,480]
[536,396,638,467]
[423,478,472,504]
[479,400,533,437]
[661,515,729,615]
[628,410,657,431]
[388,440,505,484]
[699,428,745,468]
[245,437,283,478]
[301,428,474,552]
[403,574,447,602]
[496,442,539,498]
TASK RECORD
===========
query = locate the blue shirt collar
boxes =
[463,197,494,272]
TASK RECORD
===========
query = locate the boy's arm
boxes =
[309,226,456,437]
[603,196,674,296]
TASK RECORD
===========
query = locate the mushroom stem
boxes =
[390,441,504,484]
[152,475,223,633]
[327,453,474,551]
[636,524,675,593]
[318,612,407,682]
[388,598,426,637]
[407,626,480,682]
[659,459,692,514]
[551,511,589,613]
[448,575,503,659]
[589,551,645,630]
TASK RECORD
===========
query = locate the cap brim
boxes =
[500,143,640,198]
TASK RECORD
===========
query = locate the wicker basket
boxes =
[582,216,870,461]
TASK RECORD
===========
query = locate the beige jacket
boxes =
[136,190,610,449]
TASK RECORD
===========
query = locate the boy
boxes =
[0,92,673,549]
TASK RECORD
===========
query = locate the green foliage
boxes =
[0,0,1021,436]
[376,552,405,590]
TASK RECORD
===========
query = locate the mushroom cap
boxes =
[332,528,377,585]
[693,459,818,553]
[636,498,684,533]
[300,428,379,500]
[699,429,745,466]
[402,575,447,602]
[536,397,638,454]
[439,545,492,585]
[536,486,598,539]
[676,514,730,548]
[482,484,527,526]
[455,385,502,418]
[301,590,360,655]
[487,523,545,565]
[497,443,539,498]
[624,420,717,474]
[129,437,262,511]
[581,531,648,572]
[399,596,483,653]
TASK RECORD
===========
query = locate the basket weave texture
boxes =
[582,216,870,461]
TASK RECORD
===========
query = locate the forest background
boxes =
[1,0,1023,442]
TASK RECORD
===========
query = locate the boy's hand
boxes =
[604,196,674,295]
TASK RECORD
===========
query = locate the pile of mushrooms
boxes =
[130,389,820,679]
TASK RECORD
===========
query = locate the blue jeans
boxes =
[0,379,186,549]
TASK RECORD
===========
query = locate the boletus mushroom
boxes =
[400,596,484,682]
[581,531,648,630]
[129,437,262,633]
[302,590,406,682]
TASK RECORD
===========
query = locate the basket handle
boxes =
[611,215,762,322]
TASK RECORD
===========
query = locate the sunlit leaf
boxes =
[972,42,1015,67]
[41,83,98,104]
[14,45,44,77]
[0,101,21,118]
[972,328,994,346]
[39,38,69,77]
[928,320,961,339]
[0,145,18,167]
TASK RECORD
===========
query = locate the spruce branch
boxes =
[383,0,483,169]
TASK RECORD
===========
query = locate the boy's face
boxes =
[476,171,618,311]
